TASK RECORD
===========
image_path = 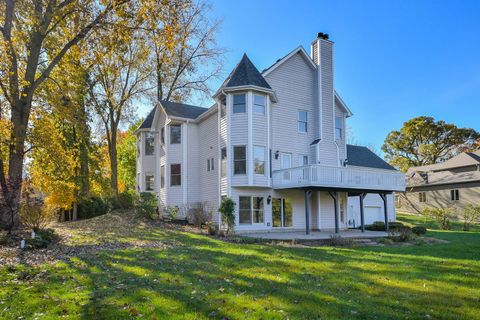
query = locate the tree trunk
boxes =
[0,98,30,231]
[108,117,119,194]
[78,103,90,197]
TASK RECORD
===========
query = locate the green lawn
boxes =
[1,212,479,320]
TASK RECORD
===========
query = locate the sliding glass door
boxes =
[272,198,293,228]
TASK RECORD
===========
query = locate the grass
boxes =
[1,212,479,320]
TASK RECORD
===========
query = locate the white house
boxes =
[136,33,405,234]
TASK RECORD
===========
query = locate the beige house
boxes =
[397,150,480,213]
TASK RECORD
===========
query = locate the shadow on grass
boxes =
[2,213,480,320]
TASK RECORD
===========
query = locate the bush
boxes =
[206,221,217,235]
[108,191,136,210]
[328,235,353,246]
[218,197,236,234]
[412,226,427,236]
[421,207,454,230]
[461,204,480,231]
[135,192,158,219]
[26,228,58,249]
[389,226,414,242]
[164,206,179,220]
[187,202,211,226]
[365,221,404,231]
[19,189,53,231]
[77,196,110,220]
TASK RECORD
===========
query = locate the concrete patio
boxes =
[238,230,388,240]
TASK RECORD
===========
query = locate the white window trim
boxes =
[233,145,247,176]
[145,173,155,192]
[232,93,247,114]
[253,94,266,115]
[253,145,266,176]
[272,197,294,228]
[239,196,265,225]
[298,110,308,134]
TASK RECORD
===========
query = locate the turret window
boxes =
[253,95,266,115]
[170,124,181,144]
[233,146,246,175]
[145,132,155,155]
[233,94,246,113]
[254,146,266,175]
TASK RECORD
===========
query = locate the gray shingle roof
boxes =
[137,101,209,130]
[347,145,396,171]
[138,106,156,129]
[160,100,208,119]
[406,150,480,187]
[225,54,271,89]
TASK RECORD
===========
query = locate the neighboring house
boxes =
[397,150,480,213]
[136,33,405,234]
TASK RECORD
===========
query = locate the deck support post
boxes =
[359,193,367,232]
[379,193,389,232]
[328,191,339,234]
[304,190,311,235]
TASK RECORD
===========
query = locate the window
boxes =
[221,147,227,177]
[253,95,266,115]
[281,153,292,180]
[299,155,309,179]
[233,94,246,113]
[239,196,264,225]
[160,165,165,188]
[170,164,181,186]
[252,197,264,223]
[239,196,251,224]
[170,125,181,144]
[233,146,246,175]
[160,127,165,145]
[450,189,460,201]
[298,155,308,166]
[335,116,343,140]
[419,192,426,203]
[220,98,226,118]
[298,111,308,133]
[145,132,155,155]
[207,157,214,172]
[272,198,292,227]
[145,174,154,191]
[254,146,266,175]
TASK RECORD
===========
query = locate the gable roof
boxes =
[137,100,209,130]
[407,170,480,188]
[262,46,316,76]
[138,106,157,129]
[160,100,208,119]
[407,150,480,174]
[225,54,271,89]
[347,145,397,171]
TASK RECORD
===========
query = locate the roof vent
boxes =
[317,32,329,40]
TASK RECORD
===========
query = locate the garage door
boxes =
[364,206,383,225]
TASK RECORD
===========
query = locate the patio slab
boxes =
[238,230,388,240]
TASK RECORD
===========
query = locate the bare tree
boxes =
[88,36,151,194]
[151,0,224,102]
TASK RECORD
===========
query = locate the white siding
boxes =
[265,52,317,172]
[198,112,220,215]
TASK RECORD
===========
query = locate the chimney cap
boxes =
[317,32,329,40]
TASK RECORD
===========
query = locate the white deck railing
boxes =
[272,165,405,191]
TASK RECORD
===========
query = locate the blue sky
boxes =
[140,0,480,152]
